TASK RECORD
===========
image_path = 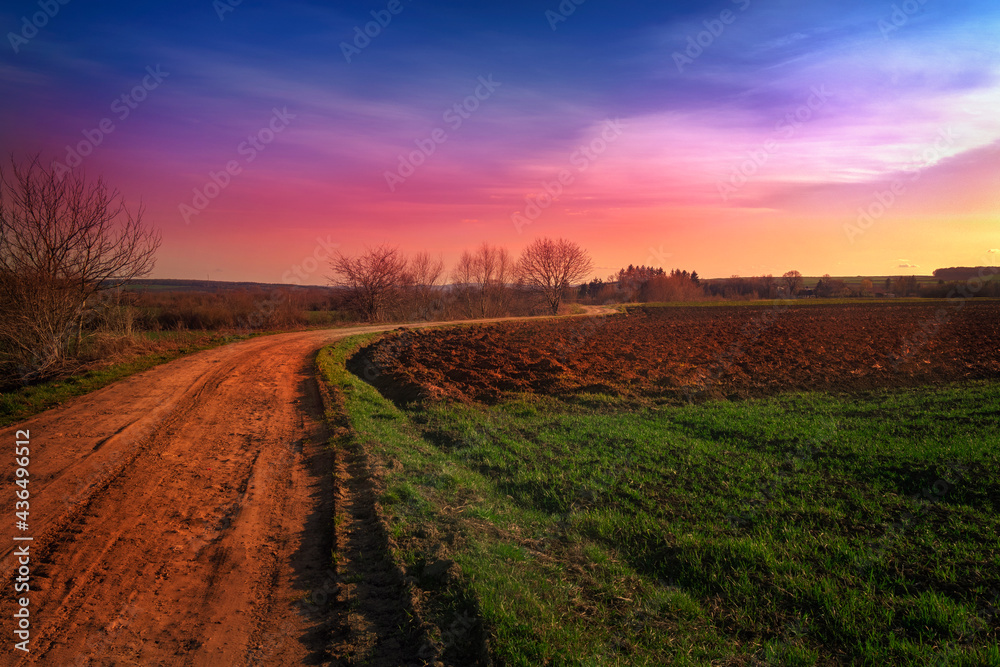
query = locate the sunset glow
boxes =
[3,0,998,282]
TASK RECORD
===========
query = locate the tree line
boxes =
[579,266,703,303]
[329,237,593,322]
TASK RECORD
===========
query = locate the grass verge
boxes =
[321,334,1000,666]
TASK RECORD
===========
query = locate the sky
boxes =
[2,0,999,283]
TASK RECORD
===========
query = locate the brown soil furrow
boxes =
[358,303,1000,404]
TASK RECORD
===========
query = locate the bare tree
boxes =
[0,155,160,382]
[782,270,803,296]
[515,237,593,314]
[893,275,919,297]
[329,244,409,322]
[451,243,513,318]
[760,274,776,299]
[407,250,445,320]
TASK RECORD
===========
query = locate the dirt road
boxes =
[0,316,541,666]
[0,308,618,666]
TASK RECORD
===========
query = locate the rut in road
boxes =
[325,431,429,665]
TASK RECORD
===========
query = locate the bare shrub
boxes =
[0,155,161,383]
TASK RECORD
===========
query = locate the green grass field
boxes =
[320,334,1000,666]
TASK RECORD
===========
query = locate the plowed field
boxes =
[358,302,1000,403]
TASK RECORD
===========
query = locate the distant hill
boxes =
[123,279,337,293]
[702,275,932,286]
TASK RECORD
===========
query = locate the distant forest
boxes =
[932,266,1000,280]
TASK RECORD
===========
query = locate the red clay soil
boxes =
[357,302,1000,404]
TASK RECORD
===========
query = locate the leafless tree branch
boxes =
[515,237,593,314]
[0,154,161,383]
[329,244,410,322]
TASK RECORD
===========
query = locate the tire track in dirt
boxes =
[0,337,261,579]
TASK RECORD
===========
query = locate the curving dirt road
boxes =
[0,310,615,666]
[0,320,452,665]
